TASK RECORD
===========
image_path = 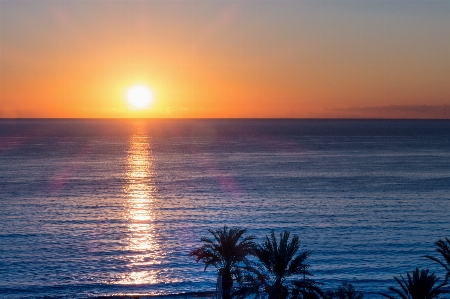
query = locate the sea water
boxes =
[0,119,449,299]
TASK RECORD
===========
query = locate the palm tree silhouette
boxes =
[252,230,322,299]
[425,238,450,279]
[324,282,364,299]
[381,268,447,299]
[190,226,256,299]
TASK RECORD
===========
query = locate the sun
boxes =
[126,85,153,110]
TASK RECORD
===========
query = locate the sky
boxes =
[0,0,449,118]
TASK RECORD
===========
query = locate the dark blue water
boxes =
[1,119,449,298]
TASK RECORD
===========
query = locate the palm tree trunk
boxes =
[268,279,288,299]
[222,267,233,299]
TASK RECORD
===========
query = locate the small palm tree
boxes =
[252,230,322,299]
[325,282,364,299]
[425,238,450,279]
[381,268,447,299]
[190,226,256,299]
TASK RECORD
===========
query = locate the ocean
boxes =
[0,119,449,299]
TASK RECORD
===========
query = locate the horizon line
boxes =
[1,117,449,121]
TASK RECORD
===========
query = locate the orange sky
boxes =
[0,1,449,118]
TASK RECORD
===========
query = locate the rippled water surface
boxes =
[0,119,449,298]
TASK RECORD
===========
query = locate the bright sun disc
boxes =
[127,85,153,109]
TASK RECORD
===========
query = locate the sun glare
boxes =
[127,85,153,110]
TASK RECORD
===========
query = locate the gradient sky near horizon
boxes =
[0,0,449,118]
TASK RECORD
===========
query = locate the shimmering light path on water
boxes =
[0,119,449,299]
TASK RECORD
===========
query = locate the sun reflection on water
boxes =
[119,126,159,285]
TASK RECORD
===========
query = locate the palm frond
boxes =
[288,250,311,277]
[293,277,325,299]
[327,281,363,299]
[381,292,402,299]
[425,238,450,280]
[382,268,448,299]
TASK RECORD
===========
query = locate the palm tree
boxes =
[190,226,256,299]
[252,230,322,299]
[425,238,450,279]
[324,282,364,299]
[381,268,447,299]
